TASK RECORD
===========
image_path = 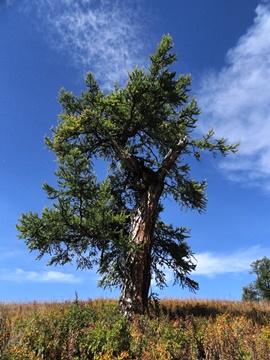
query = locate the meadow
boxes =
[1,298,270,359]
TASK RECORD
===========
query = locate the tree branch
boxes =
[158,136,187,179]
[111,140,141,174]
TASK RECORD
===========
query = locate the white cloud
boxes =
[151,246,269,287]
[20,0,148,88]
[194,246,270,276]
[0,268,83,283]
[198,4,270,190]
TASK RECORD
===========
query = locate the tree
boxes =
[17,35,238,318]
[242,257,270,301]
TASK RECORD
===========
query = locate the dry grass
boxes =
[1,298,270,359]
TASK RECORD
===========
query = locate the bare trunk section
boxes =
[119,183,163,318]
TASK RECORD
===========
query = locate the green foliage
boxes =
[152,221,197,291]
[1,300,130,360]
[2,299,270,359]
[243,257,270,301]
[17,35,238,308]
[242,283,260,302]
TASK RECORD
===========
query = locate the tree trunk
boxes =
[119,182,163,318]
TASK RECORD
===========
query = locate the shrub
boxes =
[2,298,270,359]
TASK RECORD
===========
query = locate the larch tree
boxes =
[17,35,238,318]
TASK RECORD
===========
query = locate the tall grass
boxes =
[1,298,270,359]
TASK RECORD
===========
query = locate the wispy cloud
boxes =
[0,268,83,283]
[0,248,18,261]
[1,0,14,6]
[20,0,148,88]
[198,4,270,190]
[151,246,269,287]
[194,246,270,277]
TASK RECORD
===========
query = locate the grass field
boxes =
[1,298,270,359]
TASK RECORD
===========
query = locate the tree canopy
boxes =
[17,35,238,316]
[242,257,270,301]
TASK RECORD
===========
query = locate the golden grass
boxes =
[1,298,270,359]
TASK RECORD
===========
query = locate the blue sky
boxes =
[1,0,270,302]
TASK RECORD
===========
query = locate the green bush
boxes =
[2,299,270,359]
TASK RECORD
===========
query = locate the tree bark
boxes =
[119,181,163,318]
[113,140,184,317]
